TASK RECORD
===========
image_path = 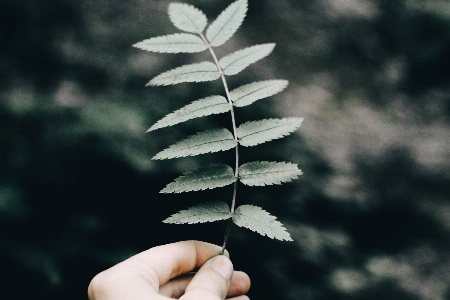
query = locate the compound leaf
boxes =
[206,0,247,47]
[231,80,289,107]
[147,96,230,132]
[219,43,275,76]
[233,205,292,241]
[239,161,302,186]
[168,2,207,33]
[148,62,220,86]
[160,164,236,193]
[153,128,235,160]
[163,201,231,224]
[237,118,303,147]
[133,33,207,53]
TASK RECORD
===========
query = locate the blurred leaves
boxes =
[1,1,450,300]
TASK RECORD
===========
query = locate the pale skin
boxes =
[88,240,251,300]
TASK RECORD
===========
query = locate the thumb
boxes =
[181,255,233,300]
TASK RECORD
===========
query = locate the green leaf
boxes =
[219,44,275,76]
[147,96,230,132]
[206,0,248,47]
[147,62,220,86]
[237,118,303,147]
[153,128,235,160]
[160,164,236,193]
[163,201,231,224]
[233,205,292,241]
[168,2,207,33]
[133,33,207,53]
[231,80,289,107]
[239,161,302,186]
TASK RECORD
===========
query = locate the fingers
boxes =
[129,240,226,289]
[158,273,194,298]
[159,271,251,298]
[181,255,235,300]
[227,271,251,298]
[88,241,251,300]
[88,241,225,300]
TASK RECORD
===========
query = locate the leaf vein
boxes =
[238,119,298,139]
[238,82,278,99]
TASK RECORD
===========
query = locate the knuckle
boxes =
[187,276,228,299]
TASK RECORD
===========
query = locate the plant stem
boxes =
[199,33,239,254]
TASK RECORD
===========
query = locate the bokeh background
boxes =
[1,0,450,299]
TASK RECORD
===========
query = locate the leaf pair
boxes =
[146,44,275,86]
[147,80,289,132]
[153,118,303,160]
[160,161,302,193]
[164,201,292,241]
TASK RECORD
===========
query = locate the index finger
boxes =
[125,240,226,289]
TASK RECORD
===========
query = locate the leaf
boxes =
[219,44,275,76]
[147,62,220,86]
[163,201,231,224]
[231,80,289,107]
[233,205,292,241]
[168,2,207,33]
[206,0,248,47]
[153,128,235,160]
[147,96,230,131]
[237,118,303,147]
[160,164,236,193]
[133,34,207,53]
[239,161,302,186]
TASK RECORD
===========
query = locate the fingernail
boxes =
[210,255,233,280]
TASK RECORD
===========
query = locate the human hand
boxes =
[88,240,251,300]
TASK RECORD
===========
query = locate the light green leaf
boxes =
[233,205,292,241]
[237,118,303,147]
[133,33,207,53]
[163,201,231,224]
[206,0,248,47]
[160,164,236,193]
[168,2,207,33]
[239,161,302,186]
[147,96,230,132]
[147,62,220,86]
[231,80,289,107]
[153,128,235,160]
[219,44,275,76]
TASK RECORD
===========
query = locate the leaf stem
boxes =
[199,33,238,254]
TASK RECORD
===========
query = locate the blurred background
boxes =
[1,0,450,299]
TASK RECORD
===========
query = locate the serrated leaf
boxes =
[239,161,302,186]
[133,33,207,53]
[148,62,220,86]
[147,96,230,131]
[163,201,231,224]
[237,118,303,147]
[206,0,247,47]
[153,128,235,160]
[231,80,289,107]
[160,164,236,193]
[168,2,207,33]
[219,44,275,76]
[233,205,292,241]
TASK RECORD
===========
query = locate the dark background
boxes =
[1,0,450,299]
